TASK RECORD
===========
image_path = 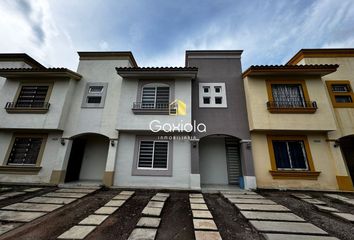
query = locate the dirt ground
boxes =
[257,190,354,240]
[1,186,354,240]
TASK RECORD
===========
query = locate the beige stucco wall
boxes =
[301,57,354,138]
[251,132,339,190]
[244,76,337,131]
[0,131,63,184]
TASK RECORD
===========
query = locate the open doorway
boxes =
[339,135,354,184]
[199,135,242,189]
[65,133,109,184]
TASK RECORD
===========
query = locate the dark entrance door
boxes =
[65,138,86,182]
[340,137,354,182]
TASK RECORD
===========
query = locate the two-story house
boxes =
[243,64,342,190]
[287,49,354,191]
[0,54,82,184]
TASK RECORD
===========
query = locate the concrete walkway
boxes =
[57,190,134,239]
[190,193,222,240]
[127,192,169,240]
[222,191,340,240]
[292,193,354,223]
[0,187,98,237]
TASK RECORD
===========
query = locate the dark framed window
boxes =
[16,85,49,108]
[203,97,210,104]
[272,140,309,170]
[138,141,168,169]
[271,84,305,107]
[215,97,222,104]
[7,137,44,165]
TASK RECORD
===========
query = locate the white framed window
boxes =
[199,83,227,108]
[141,83,170,109]
[82,82,108,108]
[137,140,169,170]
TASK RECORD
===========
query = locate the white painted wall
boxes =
[0,80,74,130]
[116,79,192,131]
[114,133,191,189]
[199,137,228,185]
[0,131,63,184]
[79,136,108,181]
[63,59,132,138]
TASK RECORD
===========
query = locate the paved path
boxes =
[127,192,169,240]
[57,190,134,239]
[0,187,98,237]
[222,191,340,240]
[292,193,354,223]
[190,193,222,240]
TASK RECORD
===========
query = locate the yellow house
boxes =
[243,63,354,190]
[286,49,354,191]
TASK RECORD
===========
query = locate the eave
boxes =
[242,64,339,78]
[0,68,82,80]
[116,67,198,79]
[287,48,354,65]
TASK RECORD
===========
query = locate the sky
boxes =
[0,0,353,71]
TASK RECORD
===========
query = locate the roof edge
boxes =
[242,64,339,78]
[0,53,45,69]
[0,68,82,80]
[287,48,354,65]
[77,51,138,67]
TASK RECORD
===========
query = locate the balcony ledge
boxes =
[269,170,321,180]
[0,166,42,175]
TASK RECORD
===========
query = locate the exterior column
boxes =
[50,139,73,184]
[103,139,118,187]
[240,140,257,190]
[190,139,201,190]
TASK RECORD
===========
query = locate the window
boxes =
[203,97,210,104]
[88,86,104,93]
[141,86,170,109]
[138,141,168,169]
[326,81,354,108]
[266,80,316,113]
[82,82,108,108]
[267,135,320,179]
[5,83,53,113]
[199,83,227,108]
[215,97,222,104]
[5,135,46,167]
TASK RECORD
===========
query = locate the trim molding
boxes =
[0,166,42,175]
[336,175,354,191]
[269,170,321,180]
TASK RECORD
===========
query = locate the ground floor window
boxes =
[267,135,316,173]
[138,141,168,169]
[5,134,47,166]
[272,140,308,170]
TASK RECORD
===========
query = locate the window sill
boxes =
[269,170,321,180]
[0,166,42,175]
[267,108,317,114]
[6,108,49,114]
[132,108,170,115]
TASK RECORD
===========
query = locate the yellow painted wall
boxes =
[244,76,337,131]
[302,57,354,137]
[251,132,339,190]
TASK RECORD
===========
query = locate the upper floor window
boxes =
[266,80,317,113]
[5,83,53,113]
[82,82,108,108]
[326,81,354,108]
[141,84,170,109]
[199,83,227,108]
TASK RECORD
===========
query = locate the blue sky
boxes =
[0,0,354,70]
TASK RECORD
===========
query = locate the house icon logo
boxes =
[169,99,187,116]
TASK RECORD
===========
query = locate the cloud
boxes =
[0,0,78,70]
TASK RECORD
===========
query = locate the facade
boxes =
[0,49,353,192]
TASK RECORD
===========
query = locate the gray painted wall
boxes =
[199,137,228,184]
